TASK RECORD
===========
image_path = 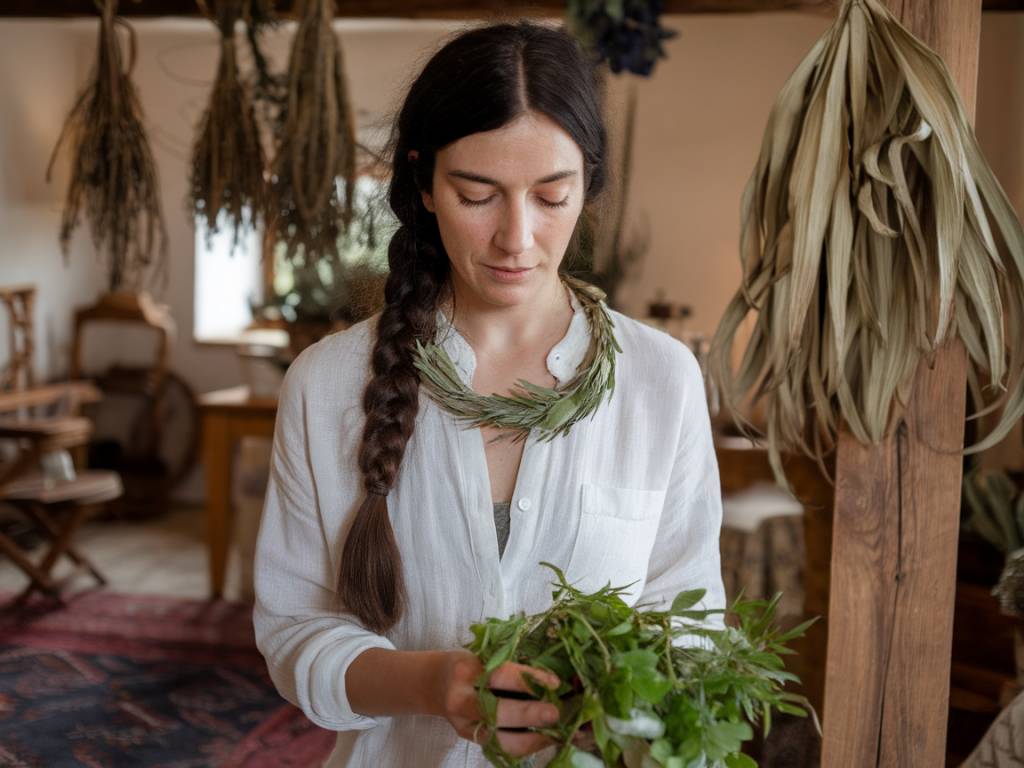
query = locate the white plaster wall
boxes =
[1,11,1022,476]
[0,21,107,382]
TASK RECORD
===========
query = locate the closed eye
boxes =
[457,194,494,207]
[456,194,570,209]
[539,196,570,209]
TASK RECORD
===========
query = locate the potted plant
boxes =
[252,175,391,360]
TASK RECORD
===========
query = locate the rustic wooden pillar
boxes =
[821,1,981,766]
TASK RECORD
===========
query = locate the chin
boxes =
[481,284,531,304]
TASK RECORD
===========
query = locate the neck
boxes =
[442,275,572,353]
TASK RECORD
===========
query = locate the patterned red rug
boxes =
[0,591,336,767]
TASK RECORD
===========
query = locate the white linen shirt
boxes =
[253,289,726,768]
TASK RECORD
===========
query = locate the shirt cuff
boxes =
[307,634,399,731]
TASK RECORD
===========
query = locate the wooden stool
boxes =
[0,283,121,605]
[0,470,122,605]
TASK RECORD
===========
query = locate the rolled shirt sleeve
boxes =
[252,349,397,731]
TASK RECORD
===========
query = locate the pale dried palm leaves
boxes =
[709,0,1024,480]
[191,0,267,248]
[47,0,168,291]
[265,0,357,268]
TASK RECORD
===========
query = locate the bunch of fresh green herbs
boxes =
[466,563,817,768]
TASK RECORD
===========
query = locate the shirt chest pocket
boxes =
[563,483,667,606]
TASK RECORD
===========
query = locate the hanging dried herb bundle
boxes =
[709,0,1024,480]
[47,0,168,291]
[240,0,274,27]
[240,0,287,141]
[265,0,357,267]
[191,0,267,248]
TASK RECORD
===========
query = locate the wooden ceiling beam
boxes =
[0,0,1020,19]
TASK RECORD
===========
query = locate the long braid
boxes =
[337,223,447,633]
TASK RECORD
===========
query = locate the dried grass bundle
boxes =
[47,0,167,291]
[240,0,274,28]
[265,0,357,267]
[242,0,286,132]
[709,0,1024,479]
[191,0,267,247]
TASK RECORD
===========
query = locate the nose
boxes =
[493,196,534,255]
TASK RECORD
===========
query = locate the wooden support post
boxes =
[821,1,980,766]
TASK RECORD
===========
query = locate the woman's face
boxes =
[421,110,586,310]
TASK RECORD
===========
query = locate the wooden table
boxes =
[198,386,278,598]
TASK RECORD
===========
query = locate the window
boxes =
[193,174,394,344]
[268,174,393,324]
[192,211,264,344]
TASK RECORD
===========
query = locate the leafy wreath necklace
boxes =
[412,274,621,443]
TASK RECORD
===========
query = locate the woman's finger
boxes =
[488,662,560,694]
[497,729,557,757]
[494,697,560,729]
[470,724,557,758]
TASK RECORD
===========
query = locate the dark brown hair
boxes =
[338,21,609,633]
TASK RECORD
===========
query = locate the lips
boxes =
[485,265,534,283]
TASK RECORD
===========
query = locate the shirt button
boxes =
[517,497,532,512]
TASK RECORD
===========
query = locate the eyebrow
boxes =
[446,169,578,186]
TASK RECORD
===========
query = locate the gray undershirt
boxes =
[492,500,540,768]
[493,500,512,559]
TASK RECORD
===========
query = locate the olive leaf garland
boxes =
[47,0,168,292]
[709,0,1024,481]
[413,276,620,443]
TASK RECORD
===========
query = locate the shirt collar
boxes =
[433,284,591,389]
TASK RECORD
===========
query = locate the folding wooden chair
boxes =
[0,285,123,605]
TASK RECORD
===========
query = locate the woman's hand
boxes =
[428,649,562,758]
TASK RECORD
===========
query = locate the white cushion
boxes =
[722,481,803,533]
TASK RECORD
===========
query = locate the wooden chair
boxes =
[0,285,123,605]
[70,291,195,519]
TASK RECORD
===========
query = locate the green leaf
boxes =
[617,649,659,674]
[707,720,753,753]
[484,637,516,674]
[631,668,673,703]
[479,686,498,724]
[607,619,634,636]
[777,702,809,717]
[613,679,633,716]
[670,590,706,614]
[726,753,759,768]
[650,739,673,761]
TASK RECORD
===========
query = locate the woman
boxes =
[253,20,725,768]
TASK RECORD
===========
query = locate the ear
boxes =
[420,189,436,213]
